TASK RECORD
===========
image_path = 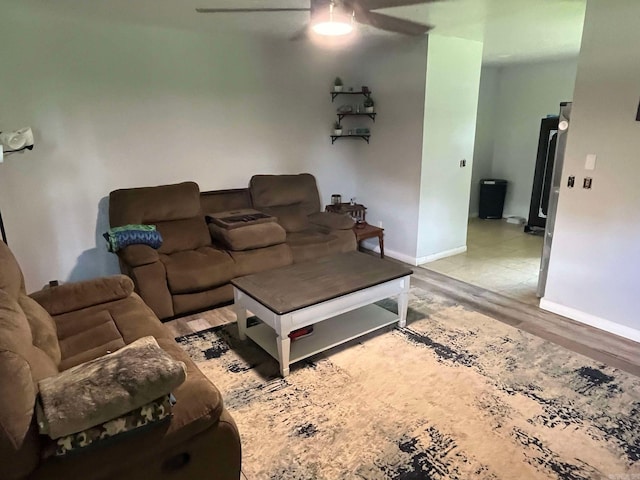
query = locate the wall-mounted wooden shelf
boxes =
[331,91,372,102]
[337,112,376,122]
[330,135,370,144]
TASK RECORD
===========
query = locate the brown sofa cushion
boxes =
[118,244,160,267]
[249,173,321,215]
[287,228,357,263]
[57,310,127,370]
[209,222,286,251]
[109,182,203,226]
[38,336,187,439]
[229,243,293,277]
[30,275,134,317]
[155,217,211,255]
[19,296,62,366]
[260,205,311,233]
[0,290,59,480]
[162,247,235,294]
[308,211,355,230]
[0,239,25,298]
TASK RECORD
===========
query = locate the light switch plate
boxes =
[585,154,597,170]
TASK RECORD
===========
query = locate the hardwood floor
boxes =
[410,267,640,377]
[165,254,640,378]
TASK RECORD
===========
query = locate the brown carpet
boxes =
[176,287,640,480]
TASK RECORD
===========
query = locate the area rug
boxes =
[176,287,640,480]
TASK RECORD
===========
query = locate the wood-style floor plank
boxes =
[411,267,640,377]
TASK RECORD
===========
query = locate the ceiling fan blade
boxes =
[290,23,310,41]
[355,10,432,35]
[353,0,442,10]
[196,7,311,13]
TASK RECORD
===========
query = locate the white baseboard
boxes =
[360,240,420,266]
[360,242,467,267]
[540,298,640,343]
[418,246,467,265]
[385,248,421,266]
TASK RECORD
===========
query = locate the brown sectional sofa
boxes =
[0,241,241,480]
[109,173,356,320]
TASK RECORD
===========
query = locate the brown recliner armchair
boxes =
[0,240,241,480]
[109,182,291,320]
[249,173,357,263]
[109,182,235,320]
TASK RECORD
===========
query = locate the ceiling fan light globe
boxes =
[312,21,353,36]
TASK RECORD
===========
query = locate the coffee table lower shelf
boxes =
[245,303,398,366]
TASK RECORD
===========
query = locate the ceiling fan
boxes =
[196,0,440,39]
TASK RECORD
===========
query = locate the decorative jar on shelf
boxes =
[364,97,375,113]
[333,128,343,136]
[333,77,344,92]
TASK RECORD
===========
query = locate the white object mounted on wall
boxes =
[0,126,34,243]
[0,127,34,162]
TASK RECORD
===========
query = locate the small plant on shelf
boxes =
[333,77,344,92]
[364,97,375,113]
[333,121,343,136]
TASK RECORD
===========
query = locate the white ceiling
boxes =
[22,0,586,65]
[382,0,587,64]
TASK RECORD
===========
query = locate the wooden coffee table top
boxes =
[231,251,412,315]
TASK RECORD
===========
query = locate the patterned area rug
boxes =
[176,287,640,480]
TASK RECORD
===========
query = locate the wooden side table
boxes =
[353,222,384,258]
[325,203,367,223]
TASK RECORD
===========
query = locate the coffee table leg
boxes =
[233,290,248,340]
[398,278,410,328]
[276,335,291,377]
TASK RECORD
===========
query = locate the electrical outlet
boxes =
[567,175,575,188]
[583,177,593,189]
[459,159,466,167]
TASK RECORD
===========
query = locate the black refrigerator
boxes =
[525,115,559,233]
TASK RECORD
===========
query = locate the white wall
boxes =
[0,5,434,290]
[542,0,640,340]
[469,66,500,216]
[490,59,578,218]
[416,35,483,262]
[349,38,429,262]
[0,5,366,291]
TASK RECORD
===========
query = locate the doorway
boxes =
[422,61,578,305]
[423,219,542,305]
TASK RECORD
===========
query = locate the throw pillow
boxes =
[41,394,175,458]
[37,336,186,439]
[103,224,163,252]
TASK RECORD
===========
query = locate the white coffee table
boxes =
[231,252,411,377]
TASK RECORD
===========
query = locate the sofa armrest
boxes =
[117,244,160,267]
[30,275,135,316]
[308,211,355,230]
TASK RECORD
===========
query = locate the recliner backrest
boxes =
[249,173,321,216]
[0,241,61,479]
[109,182,211,255]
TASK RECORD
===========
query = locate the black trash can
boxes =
[479,179,507,219]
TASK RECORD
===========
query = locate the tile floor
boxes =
[420,218,544,305]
